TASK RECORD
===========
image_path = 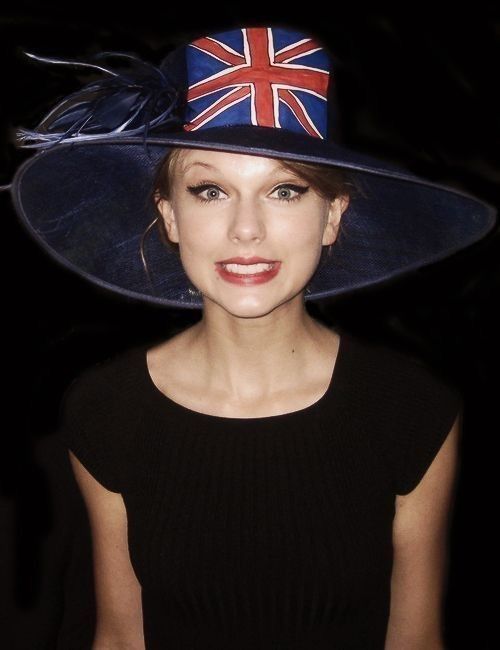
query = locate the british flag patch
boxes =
[183,27,331,139]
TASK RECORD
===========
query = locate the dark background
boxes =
[1,3,499,648]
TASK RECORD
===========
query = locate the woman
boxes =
[5,25,496,650]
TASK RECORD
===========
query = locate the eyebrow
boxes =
[182,161,218,173]
[181,160,300,178]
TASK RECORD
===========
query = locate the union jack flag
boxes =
[183,27,331,138]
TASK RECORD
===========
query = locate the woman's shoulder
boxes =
[335,330,463,495]
[341,329,462,404]
[78,344,142,379]
[58,345,147,494]
[61,342,149,413]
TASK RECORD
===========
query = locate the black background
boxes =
[1,3,499,648]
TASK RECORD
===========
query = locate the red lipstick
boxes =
[215,257,281,285]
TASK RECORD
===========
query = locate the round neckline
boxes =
[139,331,349,423]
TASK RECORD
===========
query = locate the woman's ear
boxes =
[155,193,179,244]
[322,194,350,246]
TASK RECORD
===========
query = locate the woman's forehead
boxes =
[174,147,289,175]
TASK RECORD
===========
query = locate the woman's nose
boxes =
[227,198,266,243]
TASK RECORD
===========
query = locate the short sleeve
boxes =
[369,344,464,496]
[57,361,124,493]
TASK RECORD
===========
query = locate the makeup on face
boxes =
[215,257,282,285]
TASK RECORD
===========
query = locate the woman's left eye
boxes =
[272,184,309,202]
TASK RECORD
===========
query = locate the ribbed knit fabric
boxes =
[57,330,463,649]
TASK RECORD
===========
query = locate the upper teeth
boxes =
[223,262,274,274]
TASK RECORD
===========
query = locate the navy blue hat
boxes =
[4,26,497,308]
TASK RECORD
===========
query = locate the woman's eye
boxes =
[272,184,309,202]
[186,182,309,203]
[187,184,226,202]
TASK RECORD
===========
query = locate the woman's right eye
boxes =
[187,184,226,203]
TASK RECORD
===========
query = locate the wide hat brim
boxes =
[10,125,498,309]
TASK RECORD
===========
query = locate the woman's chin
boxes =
[202,287,304,319]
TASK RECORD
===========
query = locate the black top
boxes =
[56,330,463,649]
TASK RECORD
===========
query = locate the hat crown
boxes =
[177,27,333,139]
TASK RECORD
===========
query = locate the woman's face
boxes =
[156,148,349,318]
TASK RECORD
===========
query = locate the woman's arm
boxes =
[69,451,145,650]
[385,413,461,650]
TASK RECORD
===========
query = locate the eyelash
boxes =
[186,182,309,203]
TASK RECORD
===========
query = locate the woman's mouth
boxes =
[215,260,281,285]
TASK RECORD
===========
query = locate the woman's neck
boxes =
[182,299,336,401]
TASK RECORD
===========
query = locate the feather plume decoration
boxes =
[15,50,183,150]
